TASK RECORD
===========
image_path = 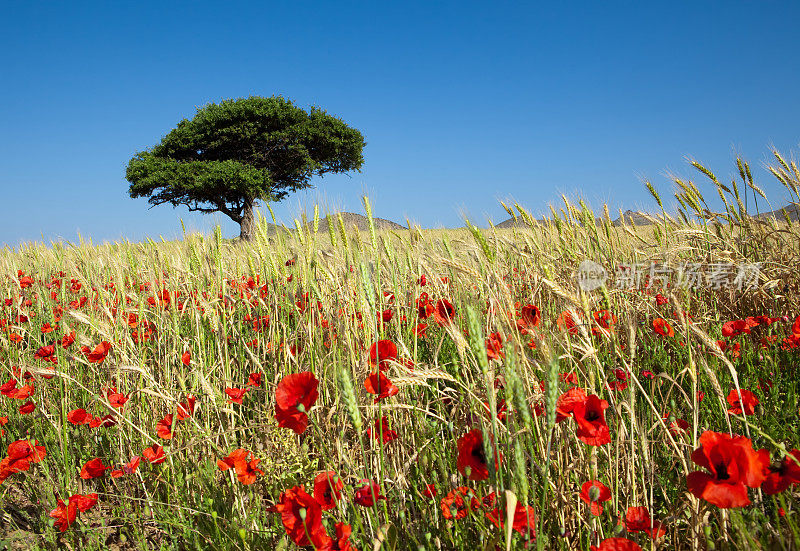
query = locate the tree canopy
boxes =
[126,96,365,240]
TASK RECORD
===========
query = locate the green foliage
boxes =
[126,96,365,230]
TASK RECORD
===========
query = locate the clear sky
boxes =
[2,1,799,247]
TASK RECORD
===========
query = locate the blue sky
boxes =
[1,1,799,247]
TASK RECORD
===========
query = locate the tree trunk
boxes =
[239,197,256,241]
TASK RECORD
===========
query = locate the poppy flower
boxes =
[432,299,456,325]
[176,395,196,420]
[686,430,769,508]
[590,538,642,551]
[572,394,611,446]
[274,371,319,434]
[217,449,263,485]
[110,456,141,478]
[105,387,129,408]
[0,416,7,437]
[82,341,112,364]
[519,304,541,332]
[556,387,588,422]
[423,484,437,498]
[156,414,175,439]
[580,480,612,516]
[364,372,399,403]
[353,479,386,507]
[762,449,800,495]
[181,351,191,366]
[367,416,398,445]
[246,372,262,387]
[142,444,166,465]
[440,486,476,519]
[485,502,536,539]
[456,429,500,481]
[89,414,117,428]
[225,387,249,404]
[275,485,331,548]
[0,439,47,483]
[80,457,110,479]
[726,388,759,415]
[313,471,344,510]
[652,318,674,337]
[19,401,35,415]
[624,506,665,538]
[593,309,617,330]
[369,339,398,371]
[328,522,357,551]
[50,493,98,532]
[60,331,75,348]
[556,310,581,335]
[485,332,505,361]
[34,344,55,361]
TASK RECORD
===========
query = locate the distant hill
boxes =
[316,213,405,233]
[612,210,657,226]
[755,203,799,222]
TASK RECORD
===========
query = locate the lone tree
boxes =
[125,96,365,240]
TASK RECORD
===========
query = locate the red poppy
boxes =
[432,299,456,325]
[519,304,541,332]
[0,439,47,483]
[0,416,7,438]
[313,471,344,510]
[181,351,191,366]
[61,331,76,348]
[580,480,612,516]
[726,388,759,415]
[274,371,319,434]
[440,486,476,520]
[89,414,117,428]
[275,485,331,548]
[246,372,262,387]
[413,322,429,338]
[105,386,129,408]
[762,449,800,495]
[156,414,174,439]
[686,430,769,508]
[142,444,166,465]
[485,332,505,362]
[50,493,98,532]
[456,429,500,481]
[556,310,581,335]
[652,318,674,337]
[593,309,617,330]
[217,449,263,485]
[353,479,386,507]
[80,457,110,479]
[364,372,399,403]
[369,339,398,371]
[82,341,112,364]
[485,502,536,539]
[225,386,249,404]
[367,416,398,445]
[572,394,611,446]
[34,344,55,361]
[624,506,665,539]
[590,538,642,551]
[556,387,588,422]
[176,395,197,420]
[19,401,35,415]
[111,456,141,478]
[423,484,437,498]
[328,522,357,551]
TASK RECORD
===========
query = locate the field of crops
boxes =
[2,156,800,550]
